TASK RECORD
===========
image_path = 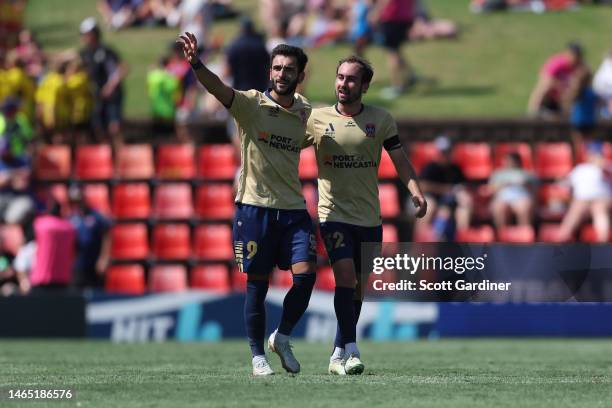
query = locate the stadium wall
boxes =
[85,291,612,342]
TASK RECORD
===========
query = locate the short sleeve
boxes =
[303,115,316,148]
[228,89,259,124]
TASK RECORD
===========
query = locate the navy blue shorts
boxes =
[320,221,382,268]
[233,203,316,275]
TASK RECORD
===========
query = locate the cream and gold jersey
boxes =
[306,104,398,226]
[230,89,311,210]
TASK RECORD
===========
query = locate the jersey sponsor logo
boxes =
[345,120,357,128]
[323,123,335,139]
[258,132,300,153]
[322,153,377,169]
[365,123,376,138]
[258,131,270,143]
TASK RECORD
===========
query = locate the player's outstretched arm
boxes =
[177,32,234,108]
[388,148,428,218]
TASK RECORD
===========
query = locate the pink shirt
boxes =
[541,53,576,101]
[30,215,76,286]
[380,0,414,23]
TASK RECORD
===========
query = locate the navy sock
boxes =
[334,298,363,349]
[278,273,316,335]
[244,279,269,356]
[334,286,356,348]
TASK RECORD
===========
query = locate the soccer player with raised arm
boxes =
[178,33,317,376]
[306,56,427,375]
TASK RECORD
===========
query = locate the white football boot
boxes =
[252,356,275,376]
[344,354,365,375]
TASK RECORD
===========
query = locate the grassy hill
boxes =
[25,0,612,119]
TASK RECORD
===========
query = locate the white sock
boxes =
[331,347,345,361]
[274,330,290,343]
[252,355,267,365]
[345,342,360,358]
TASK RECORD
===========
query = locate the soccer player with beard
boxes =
[178,33,317,376]
[305,56,427,375]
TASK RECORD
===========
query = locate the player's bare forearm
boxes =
[389,148,427,218]
[177,32,234,107]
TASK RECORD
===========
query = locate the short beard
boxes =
[272,78,299,96]
[335,87,363,105]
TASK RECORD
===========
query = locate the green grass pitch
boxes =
[1,339,611,407]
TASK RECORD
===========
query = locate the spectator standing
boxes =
[68,185,112,289]
[565,66,598,162]
[147,56,180,134]
[0,98,35,225]
[371,0,416,99]
[27,200,76,295]
[593,48,612,119]
[79,17,128,148]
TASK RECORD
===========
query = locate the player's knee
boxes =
[292,272,316,290]
[246,279,269,304]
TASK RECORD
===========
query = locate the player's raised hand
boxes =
[411,194,428,219]
[177,32,198,64]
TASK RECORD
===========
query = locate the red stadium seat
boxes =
[195,184,235,220]
[538,223,567,242]
[152,223,191,260]
[110,223,149,260]
[299,147,318,179]
[149,264,188,292]
[378,150,397,178]
[272,269,293,288]
[315,266,335,291]
[538,183,571,221]
[498,225,535,243]
[379,183,400,218]
[198,144,238,180]
[105,265,146,295]
[83,183,111,216]
[35,144,71,180]
[0,224,24,255]
[153,183,193,219]
[382,224,398,242]
[452,142,493,180]
[493,142,533,170]
[413,224,438,242]
[191,264,231,292]
[193,224,234,260]
[535,142,573,179]
[579,224,612,243]
[604,142,612,162]
[75,144,113,180]
[409,142,442,174]
[112,183,151,219]
[456,225,495,243]
[231,265,247,292]
[156,144,195,179]
[117,144,154,179]
[302,183,318,220]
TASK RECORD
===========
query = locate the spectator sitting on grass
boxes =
[527,42,585,119]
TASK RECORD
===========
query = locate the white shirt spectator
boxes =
[568,163,611,201]
[593,56,612,100]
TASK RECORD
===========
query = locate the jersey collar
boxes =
[265,89,295,109]
[334,103,364,117]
